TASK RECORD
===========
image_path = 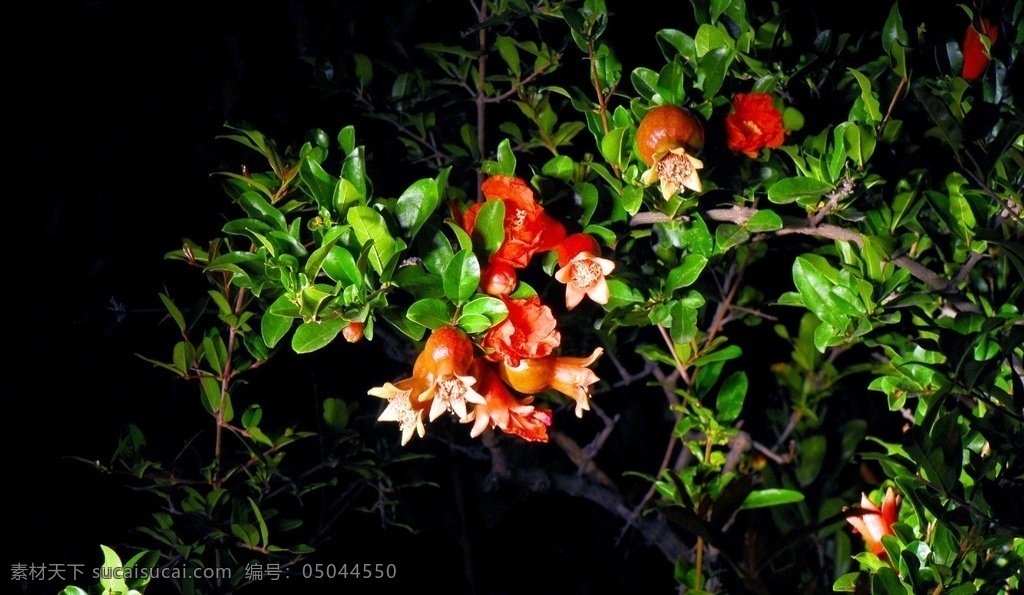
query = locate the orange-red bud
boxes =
[342,321,365,343]
[481,262,517,296]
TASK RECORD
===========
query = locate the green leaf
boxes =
[496,138,516,175]
[247,497,270,549]
[304,234,340,281]
[871,565,909,594]
[767,176,834,204]
[656,60,684,106]
[443,249,481,305]
[236,190,288,231]
[261,307,293,349]
[792,255,848,331]
[620,186,644,216]
[474,199,506,256]
[341,144,368,199]
[542,155,576,181]
[832,572,862,592]
[744,209,783,232]
[600,127,628,169]
[291,317,346,353]
[716,371,747,423]
[670,301,698,344]
[158,293,186,333]
[739,489,805,510]
[682,214,714,256]
[323,245,362,285]
[715,223,749,250]
[456,313,492,334]
[795,435,827,486]
[299,157,339,208]
[631,67,660,101]
[323,398,350,430]
[462,296,509,324]
[847,68,883,125]
[200,376,222,414]
[407,298,453,330]
[666,254,708,293]
[882,4,909,78]
[946,173,976,244]
[98,545,129,594]
[395,178,440,241]
[347,205,396,275]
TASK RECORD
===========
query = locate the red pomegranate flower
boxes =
[483,296,561,367]
[462,175,567,269]
[481,294,561,366]
[845,487,901,557]
[962,18,998,81]
[725,93,786,158]
[464,359,552,443]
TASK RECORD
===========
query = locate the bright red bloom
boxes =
[725,93,786,158]
[497,347,603,417]
[962,18,998,81]
[484,296,561,366]
[464,359,552,442]
[845,487,901,557]
[463,175,567,269]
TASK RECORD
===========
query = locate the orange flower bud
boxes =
[481,262,518,296]
[342,321,365,343]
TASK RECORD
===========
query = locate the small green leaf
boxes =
[158,293,186,333]
[716,371,747,423]
[462,295,509,324]
[291,317,346,353]
[739,489,805,510]
[666,254,708,293]
[832,572,862,592]
[744,209,783,232]
[767,176,834,204]
[600,127,628,169]
[348,206,397,275]
[715,223,749,250]
[323,398,350,430]
[457,313,492,334]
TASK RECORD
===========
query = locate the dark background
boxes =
[6,1,973,594]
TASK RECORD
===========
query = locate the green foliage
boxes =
[72,0,1023,593]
